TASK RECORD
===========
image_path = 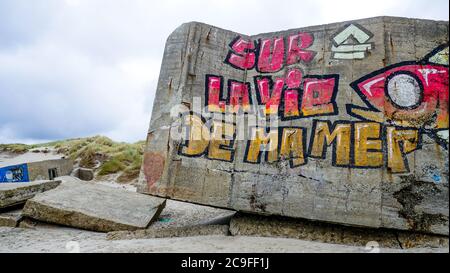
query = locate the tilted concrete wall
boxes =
[138,16,449,235]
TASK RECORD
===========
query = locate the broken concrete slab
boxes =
[17,217,62,229]
[106,199,234,240]
[107,225,229,240]
[0,209,22,227]
[151,199,235,229]
[22,180,166,232]
[0,180,61,209]
[229,213,449,249]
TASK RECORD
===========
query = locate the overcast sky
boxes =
[0,0,448,144]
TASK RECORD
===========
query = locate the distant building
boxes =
[0,153,73,183]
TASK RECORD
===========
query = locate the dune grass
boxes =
[0,136,145,182]
[0,143,32,154]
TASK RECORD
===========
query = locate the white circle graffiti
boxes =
[386,73,422,109]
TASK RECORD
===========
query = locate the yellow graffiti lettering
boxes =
[279,127,306,167]
[309,121,351,166]
[354,122,383,167]
[386,127,419,173]
[180,114,210,156]
[246,127,278,163]
[208,121,235,161]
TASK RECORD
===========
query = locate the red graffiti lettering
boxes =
[284,89,300,117]
[285,68,303,89]
[206,73,339,119]
[257,37,285,73]
[225,33,316,72]
[225,37,256,70]
[205,75,226,112]
[228,80,251,113]
[287,32,316,65]
[255,76,284,115]
[301,77,338,116]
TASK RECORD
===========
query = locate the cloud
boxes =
[0,0,448,144]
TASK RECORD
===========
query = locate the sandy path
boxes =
[0,226,447,253]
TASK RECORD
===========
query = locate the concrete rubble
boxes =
[229,213,449,249]
[0,180,61,209]
[107,225,230,240]
[107,199,235,239]
[0,209,22,227]
[17,217,61,229]
[151,199,235,229]
[22,179,167,232]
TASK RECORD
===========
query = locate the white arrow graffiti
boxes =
[331,24,374,60]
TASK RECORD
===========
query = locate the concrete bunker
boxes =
[0,153,73,183]
[137,16,448,236]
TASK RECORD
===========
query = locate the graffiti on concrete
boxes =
[176,39,449,174]
[205,68,339,119]
[140,18,449,236]
[224,33,316,72]
[177,115,425,172]
[331,23,374,59]
[0,164,29,183]
[347,43,449,150]
[254,71,339,119]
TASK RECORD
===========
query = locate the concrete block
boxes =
[107,199,234,240]
[0,209,22,227]
[17,217,60,229]
[0,180,61,209]
[229,213,448,249]
[71,168,94,181]
[22,180,166,232]
[151,199,235,229]
[138,16,449,235]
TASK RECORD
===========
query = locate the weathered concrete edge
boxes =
[22,198,167,232]
[0,215,21,227]
[0,180,61,209]
[229,213,449,249]
[178,16,449,39]
[107,224,230,240]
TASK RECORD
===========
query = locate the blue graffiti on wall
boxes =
[0,164,29,183]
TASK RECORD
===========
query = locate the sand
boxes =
[0,226,447,253]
